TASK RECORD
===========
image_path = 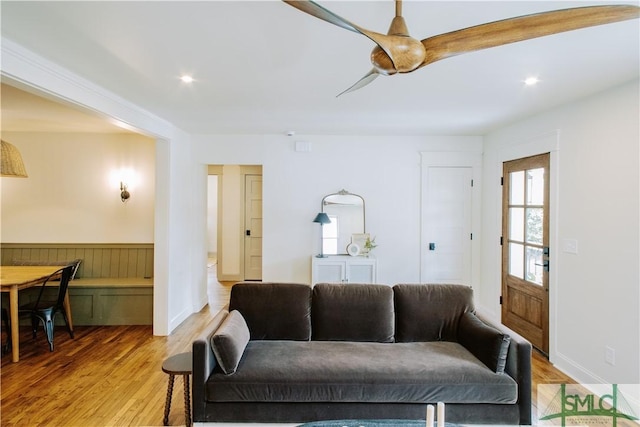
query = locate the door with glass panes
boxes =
[502,153,550,354]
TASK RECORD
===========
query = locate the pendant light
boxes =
[1,140,28,177]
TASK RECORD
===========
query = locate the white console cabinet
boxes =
[311,255,377,284]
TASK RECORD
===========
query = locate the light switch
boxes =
[295,141,311,152]
[563,238,578,254]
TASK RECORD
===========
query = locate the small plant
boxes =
[364,236,377,252]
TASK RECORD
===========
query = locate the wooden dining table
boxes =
[0,265,74,362]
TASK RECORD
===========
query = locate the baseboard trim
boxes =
[552,351,607,385]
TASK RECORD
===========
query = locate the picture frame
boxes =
[351,233,369,252]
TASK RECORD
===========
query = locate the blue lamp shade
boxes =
[313,212,331,224]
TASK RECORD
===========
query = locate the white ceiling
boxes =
[1,1,638,136]
[1,83,136,134]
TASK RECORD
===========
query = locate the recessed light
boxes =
[524,76,540,86]
[180,75,194,84]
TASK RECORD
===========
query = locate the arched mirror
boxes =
[321,189,365,255]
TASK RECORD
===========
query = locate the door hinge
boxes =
[500,177,504,186]
[499,296,503,305]
[500,236,503,246]
[470,233,473,240]
[471,179,474,187]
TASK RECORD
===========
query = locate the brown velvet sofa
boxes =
[193,282,532,424]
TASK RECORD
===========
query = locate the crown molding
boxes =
[1,37,183,140]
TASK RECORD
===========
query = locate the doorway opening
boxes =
[207,165,262,283]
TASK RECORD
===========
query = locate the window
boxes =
[322,215,338,255]
[508,168,545,285]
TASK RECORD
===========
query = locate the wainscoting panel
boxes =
[1,243,154,326]
[68,292,97,323]
[0,243,154,279]
[98,289,154,325]
[5,282,153,326]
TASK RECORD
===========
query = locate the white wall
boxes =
[481,80,640,386]
[192,134,483,285]
[165,136,206,330]
[0,132,155,243]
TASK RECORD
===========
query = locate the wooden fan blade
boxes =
[337,69,380,97]
[420,5,640,67]
[282,0,362,35]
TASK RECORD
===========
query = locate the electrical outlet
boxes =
[605,346,616,366]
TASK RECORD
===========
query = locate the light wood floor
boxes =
[1,265,573,426]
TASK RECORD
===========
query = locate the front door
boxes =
[502,153,550,354]
[244,175,262,280]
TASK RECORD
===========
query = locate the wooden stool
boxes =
[162,352,192,426]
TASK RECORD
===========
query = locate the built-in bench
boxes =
[1,243,154,326]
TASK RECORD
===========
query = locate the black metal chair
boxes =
[1,307,10,355]
[18,264,75,351]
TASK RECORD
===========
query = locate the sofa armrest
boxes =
[192,307,229,422]
[476,309,532,425]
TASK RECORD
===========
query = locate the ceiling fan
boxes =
[282,1,639,96]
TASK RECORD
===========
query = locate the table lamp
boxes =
[313,212,331,258]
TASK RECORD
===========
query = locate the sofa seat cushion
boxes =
[205,341,517,404]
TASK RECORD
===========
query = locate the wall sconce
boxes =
[110,168,137,203]
[313,212,331,258]
[120,182,130,203]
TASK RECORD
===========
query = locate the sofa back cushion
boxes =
[312,283,394,343]
[229,282,312,340]
[393,284,474,342]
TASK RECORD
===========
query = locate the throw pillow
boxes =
[458,311,511,374]
[210,310,250,374]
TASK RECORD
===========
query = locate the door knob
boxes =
[535,260,550,272]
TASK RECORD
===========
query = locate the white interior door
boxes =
[244,175,262,280]
[421,166,473,283]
